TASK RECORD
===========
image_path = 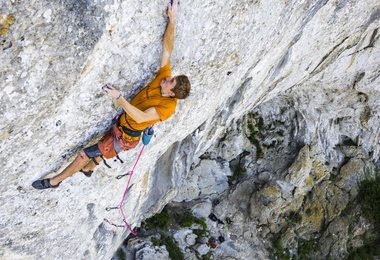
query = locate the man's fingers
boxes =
[168,0,177,11]
[172,0,178,9]
[102,84,117,95]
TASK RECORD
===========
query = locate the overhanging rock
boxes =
[0,0,379,259]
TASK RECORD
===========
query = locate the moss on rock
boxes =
[244,112,264,158]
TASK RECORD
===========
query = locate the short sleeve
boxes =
[148,64,171,87]
[155,100,177,121]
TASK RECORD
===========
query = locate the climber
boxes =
[32,0,190,190]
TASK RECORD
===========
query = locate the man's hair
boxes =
[172,75,191,99]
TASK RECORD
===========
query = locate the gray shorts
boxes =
[83,144,103,158]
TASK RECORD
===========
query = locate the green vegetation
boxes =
[273,238,290,260]
[273,235,318,259]
[346,238,380,260]
[346,168,380,259]
[116,248,126,260]
[151,236,160,246]
[143,207,208,234]
[193,228,209,243]
[270,168,380,260]
[297,239,318,260]
[144,208,209,259]
[288,210,302,223]
[174,209,207,230]
[142,208,170,230]
[329,172,339,181]
[152,233,184,260]
[244,111,285,156]
[228,151,250,185]
[234,165,247,178]
[245,112,264,158]
[357,168,380,232]
[201,251,213,260]
[276,129,285,137]
[340,201,354,218]
[173,209,209,244]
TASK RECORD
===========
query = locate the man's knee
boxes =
[73,150,90,164]
[94,156,102,163]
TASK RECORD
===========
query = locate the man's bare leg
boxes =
[50,151,91,186]
[81,156,102,172]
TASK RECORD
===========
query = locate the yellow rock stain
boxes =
[302,200,324,230]
[2,132,10,139]
[311,160,329,183]
[0,14,15,37]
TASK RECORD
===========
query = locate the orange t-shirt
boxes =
[119,64,177,131]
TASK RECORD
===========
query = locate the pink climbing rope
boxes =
[117,145,145,236]
[105,124,154,235]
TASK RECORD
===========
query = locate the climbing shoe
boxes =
[80,169,93,177]
[32,179,59,190]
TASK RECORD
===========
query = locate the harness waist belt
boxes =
[117,123,142,137]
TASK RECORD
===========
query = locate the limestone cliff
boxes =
[0,0,379,259]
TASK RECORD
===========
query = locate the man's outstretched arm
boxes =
[160,1,177,68]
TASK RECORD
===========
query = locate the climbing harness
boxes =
[101,155,112,168]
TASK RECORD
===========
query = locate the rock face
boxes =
[1,0,380,259]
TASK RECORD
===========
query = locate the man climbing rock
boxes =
[32,1,190,190]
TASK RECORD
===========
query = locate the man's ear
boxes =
[169,91,176,97]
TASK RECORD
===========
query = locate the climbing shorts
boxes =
[83,143,103,159]
[83,124,141,159]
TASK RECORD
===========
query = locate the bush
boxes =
[358,169,380,232]
[347,168,380,259]
[143,208,170,230]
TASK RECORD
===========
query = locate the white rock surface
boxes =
[195,244,209,256]
[185,233,197,247]
[0,0,379,259]
[173,229,194,250]
[135,245,170,260]
[191,201,212,219]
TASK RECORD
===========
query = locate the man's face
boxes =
[160,77,176,97]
